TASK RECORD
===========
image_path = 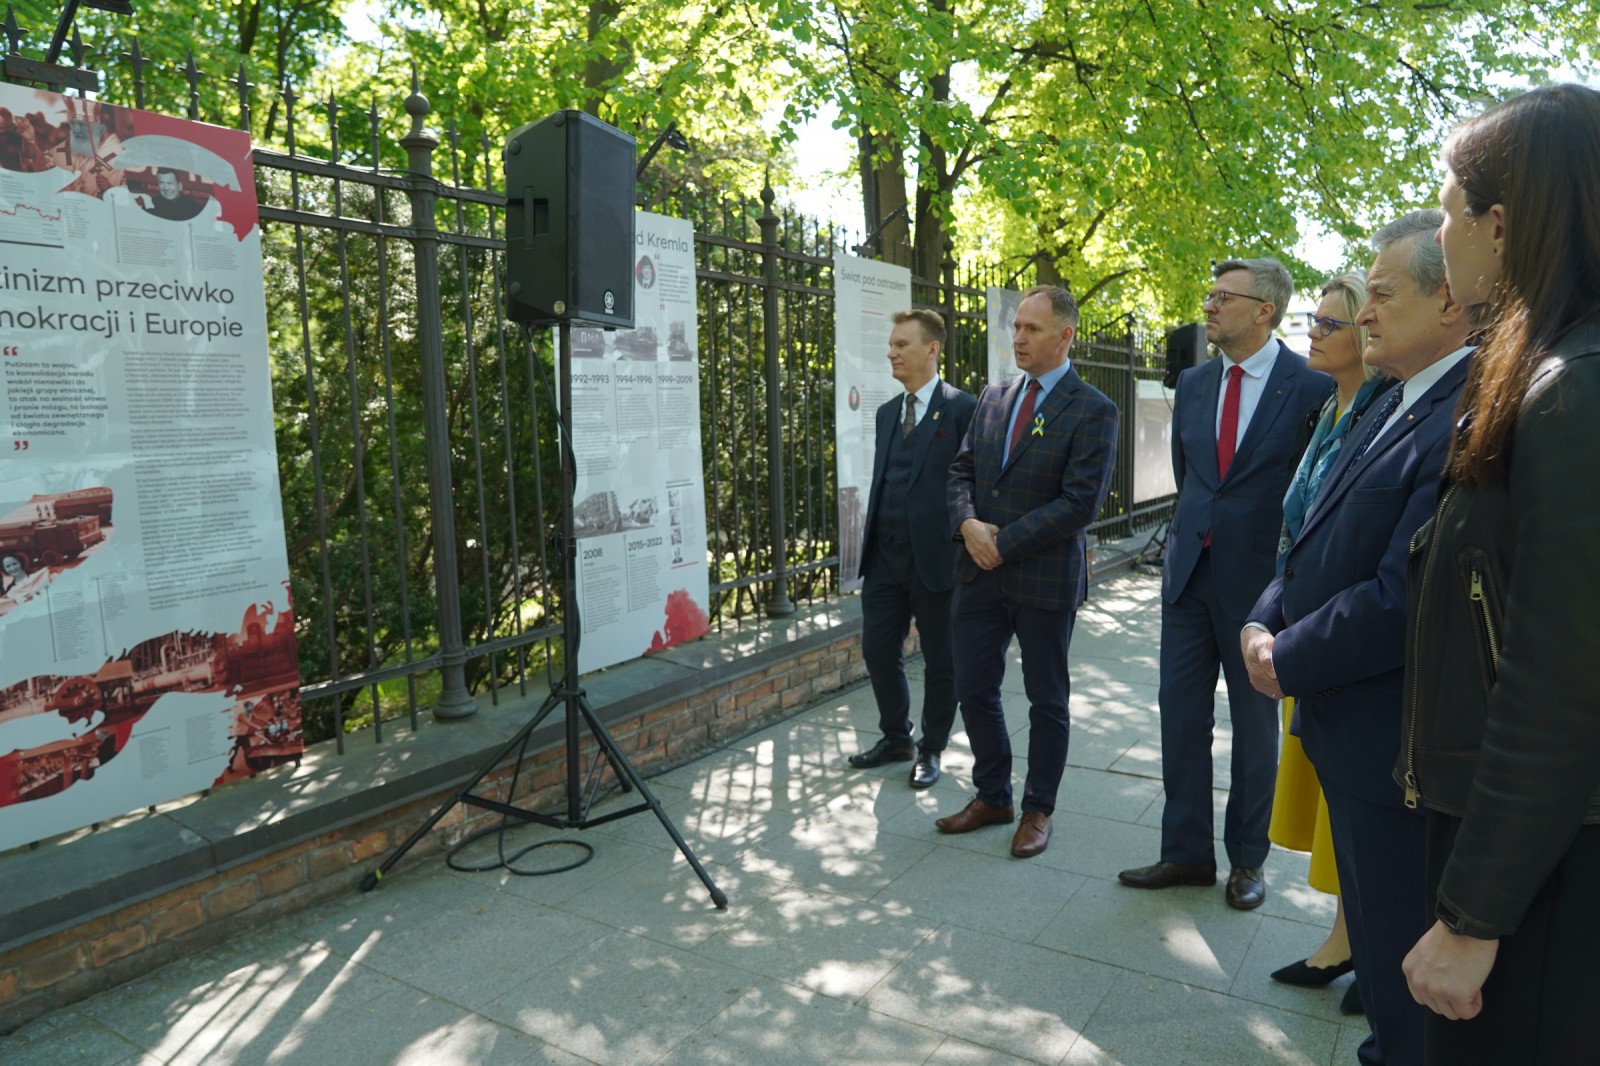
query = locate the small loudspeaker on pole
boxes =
[504,111,637,328]
[1163,322,1208,389]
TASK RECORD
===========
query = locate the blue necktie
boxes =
[1347,385,1403,467]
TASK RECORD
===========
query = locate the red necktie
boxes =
[1204,365,1244,549]
[1008,379,1042,460]
[1217,364,1244,480]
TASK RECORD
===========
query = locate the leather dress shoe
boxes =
[935,796,1014,834]
[1270,956,1353,987]
[1117,860,1218,889]
[1340,981,1364,1016]
[1010,811,1052,858]
[1225,866,1266,910]
[909,752,940,788]
[848,737,916,769]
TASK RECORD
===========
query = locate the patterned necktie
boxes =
[1347,385,1404,467]
[1007,379,1041,459]
[1217,364,1244,480]
[902,394,917,437]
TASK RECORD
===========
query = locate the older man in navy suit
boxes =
[849,309,977,788]
[1242,211,1473,1066]
[936,285,1118,858]
[1119,257,1332,908]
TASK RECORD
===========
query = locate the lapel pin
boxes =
[1030,414,1045,437]
[932,411,941,420]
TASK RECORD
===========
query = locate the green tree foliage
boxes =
[776,0,1598,318]
[10,0,349,141]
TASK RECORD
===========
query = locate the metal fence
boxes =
[1,25,1176,749]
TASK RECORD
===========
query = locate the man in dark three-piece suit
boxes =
[1244,212,1473,1066]
[936,285,1118,859]
[849,309,977,788]
[1119,257,1332,909]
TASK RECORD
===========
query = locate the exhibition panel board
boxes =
[0,84,301,851]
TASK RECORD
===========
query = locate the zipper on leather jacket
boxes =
[1404,484,1457,809]
[1468,563,1501,675]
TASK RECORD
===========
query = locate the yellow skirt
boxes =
[1268,698,1340,896]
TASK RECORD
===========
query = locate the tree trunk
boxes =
[856,130,910,263]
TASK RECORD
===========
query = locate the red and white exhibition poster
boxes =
[568,211,711,673]
[0,84,301,850]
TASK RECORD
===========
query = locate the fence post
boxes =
[1122,313,1139,537]
[759,180,796,617]
[940,236,957,384]
[400,76,477,720]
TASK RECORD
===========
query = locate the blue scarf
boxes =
[1276,376,1396,569]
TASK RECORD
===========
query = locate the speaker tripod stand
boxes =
[360,320,726,909]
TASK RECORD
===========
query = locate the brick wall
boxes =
[0,628,875,1033]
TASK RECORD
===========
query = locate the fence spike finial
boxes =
[184,50,201,120]
[4,7,24,56]
[125,36,149,108]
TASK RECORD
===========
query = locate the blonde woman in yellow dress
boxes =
[1268,273,1393,1012]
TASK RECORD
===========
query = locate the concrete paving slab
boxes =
[868,843,1084,942]
[86,941,398,1064]
[481,932,753,1065]
[1063,969,1342,1065]
[296,980,585,1066]
[923,1034,1055,1064]
[1053,767,1164,824]
[655,979,945,1066]
[692,886,939,1000]
[551,851,784,949]
[1034,878,1260,992]
[0,1014,154,1065]
[350,892,615,1005]
[866,925,1121,1063]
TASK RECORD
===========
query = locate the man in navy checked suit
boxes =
[937,285,1119,859]
[1119,257,1331,909]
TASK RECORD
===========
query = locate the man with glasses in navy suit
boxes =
[935,285,1118,859]
[1119,258,1332,908]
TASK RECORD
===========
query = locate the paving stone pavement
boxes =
[0,570,1370,1065]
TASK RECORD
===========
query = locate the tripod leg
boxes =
[358,690,565,892]
[575,695,728,908]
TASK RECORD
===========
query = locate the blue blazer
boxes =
[1164,343,1333,617]
[947,366,1118,611]
[860,380,977,592]
[1249,355,1470,803]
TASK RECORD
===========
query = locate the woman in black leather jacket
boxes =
[1399,84,1600,1064]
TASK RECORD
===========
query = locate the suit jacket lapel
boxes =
[1228,343,1301,477]
[1004,368,1082,472]
[1196,357,1224,484]
[906,383,948,485]
[1299,360,1468,538]
[872,399,896,484]
[986,375,1024,475]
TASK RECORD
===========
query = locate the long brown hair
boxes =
[1444,84,1600,485]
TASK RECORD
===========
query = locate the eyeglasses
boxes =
[1203,289,1267,309]
[1307,315,1354,339]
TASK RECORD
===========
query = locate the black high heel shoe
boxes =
[1269,957,1354,987]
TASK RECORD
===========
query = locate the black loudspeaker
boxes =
[504,110,636,328]
[1163,323,1208,389]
